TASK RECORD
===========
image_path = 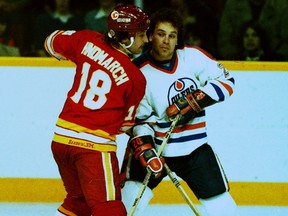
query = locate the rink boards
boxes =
[0,58,287,206]
[0,178,287,206]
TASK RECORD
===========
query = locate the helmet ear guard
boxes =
[108,4,150,40]
[120,37,135,49]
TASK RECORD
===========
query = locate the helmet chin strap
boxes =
[120,37,135,54]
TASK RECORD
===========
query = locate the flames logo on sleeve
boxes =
[167,78,198,105]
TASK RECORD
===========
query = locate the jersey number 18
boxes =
[71,62,112,109]
[70,62,135,121]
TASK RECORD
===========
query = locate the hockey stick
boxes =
[164,163,201,216]
[127,114,182,216]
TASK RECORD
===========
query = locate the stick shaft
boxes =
[156,114,181,155]
[127,114,181,216]
[164,163,202,216]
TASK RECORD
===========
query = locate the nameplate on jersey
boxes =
[81,42,129,86]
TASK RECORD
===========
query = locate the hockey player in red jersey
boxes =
[44,4,151,216]
[121,7,238,216]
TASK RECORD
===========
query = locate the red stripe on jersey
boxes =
[218,80,233,96]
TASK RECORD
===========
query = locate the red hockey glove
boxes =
[166,89,216,124]
[129,135,164,178]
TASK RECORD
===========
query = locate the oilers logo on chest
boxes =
[167,77,198,105]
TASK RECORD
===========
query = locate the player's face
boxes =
[149,22,178,61]
[128,30,149,54]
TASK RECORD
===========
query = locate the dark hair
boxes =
[103,31,130,49]
[238,21,271,54]
[147,7,185,48]
[236,20,286,61]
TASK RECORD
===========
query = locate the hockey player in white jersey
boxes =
[121,7,238,216]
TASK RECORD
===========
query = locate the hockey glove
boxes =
[129,135,164,178]
[166,89,216,124]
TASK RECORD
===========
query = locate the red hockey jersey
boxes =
[45,30,146,152]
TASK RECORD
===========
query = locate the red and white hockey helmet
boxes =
[108,4,150,38]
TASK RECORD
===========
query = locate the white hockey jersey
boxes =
[132,45,235,157]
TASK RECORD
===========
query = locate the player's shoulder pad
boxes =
[182,43,215,60]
